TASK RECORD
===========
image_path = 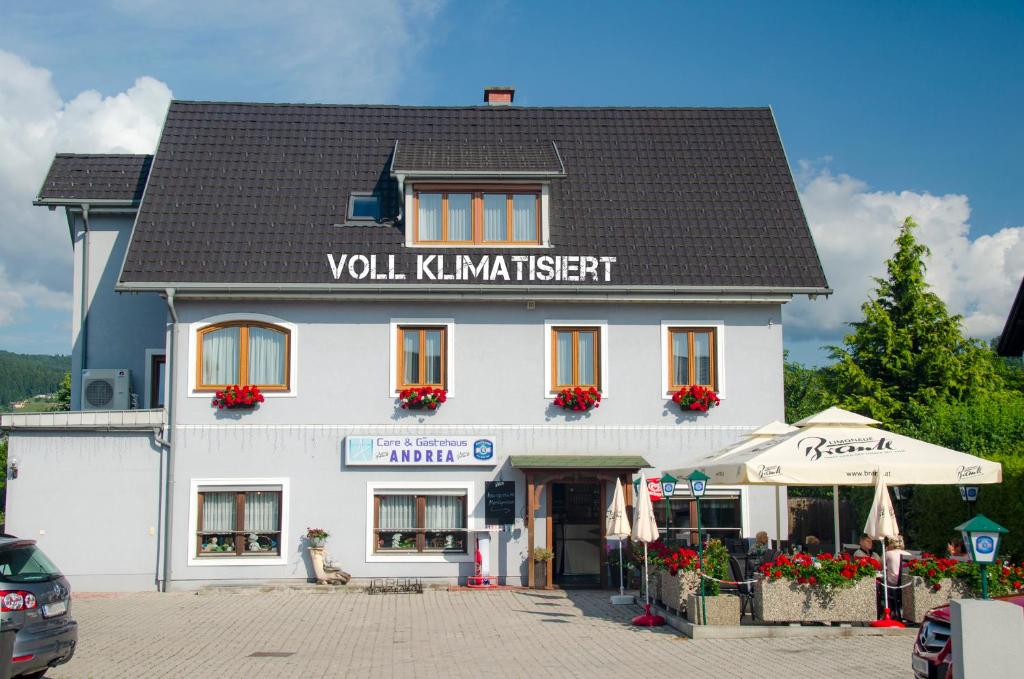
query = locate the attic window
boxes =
[348,193,380,222]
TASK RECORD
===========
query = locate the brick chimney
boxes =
[484,86,515,106]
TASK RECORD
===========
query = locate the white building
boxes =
[2,88,830,591]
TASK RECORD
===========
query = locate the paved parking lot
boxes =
[43,589,914,678]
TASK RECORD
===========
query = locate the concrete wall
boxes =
[5,431,162,592]
[158,299,787,587]
[69,211,167,409]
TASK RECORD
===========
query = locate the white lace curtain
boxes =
[379,496,416,530]
[201,491,279,532]
[201,492,236,532]
[693,331,711,385]
[556,331,573,385]
[425,496,463,530]
[447,193,471,240]
[512,194,535,241]
[556,330,595,386]
[202,327,239,385]
[483,193,506,241]
[248,327,286,385]
[673,331,690,385]
[244,492,279,532]
[418,193,442,240]
[378,495,464,530]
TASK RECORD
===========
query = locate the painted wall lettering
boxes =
[326,254,616,282]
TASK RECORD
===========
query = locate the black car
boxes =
[0,538,77,678]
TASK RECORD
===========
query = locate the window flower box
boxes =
[398,386,447,410]
[211,385,264,409]
[553,387,601,412]
[671,384,719,413]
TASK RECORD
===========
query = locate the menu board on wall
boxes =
[485,481,516,527]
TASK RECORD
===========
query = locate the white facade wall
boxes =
[157,300,787,588]
[5,431,162,592]
[69,211,167,409]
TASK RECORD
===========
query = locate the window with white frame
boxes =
[667,327,717,390]
[389,319,454,395]
[373,491,467,554]
[196,485,282,558]
[196,321,290,390]
[544,321,608,396]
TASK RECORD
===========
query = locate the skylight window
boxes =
[348,193,380,222]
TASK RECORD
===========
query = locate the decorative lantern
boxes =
[955,514,1009,599]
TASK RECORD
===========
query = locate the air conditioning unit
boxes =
[81,369,131,411]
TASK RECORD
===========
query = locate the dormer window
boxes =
[413,186,540,245]
[348,193,380,222]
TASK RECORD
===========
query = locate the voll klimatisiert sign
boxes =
[327,254,616,282]
[345,435,497,466]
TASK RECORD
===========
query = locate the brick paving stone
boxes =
[43,590,915,678]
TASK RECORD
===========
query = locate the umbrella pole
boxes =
[833,485,841,554]
[643,543,649,606]
[880,540,890,613]
[618,540,624,597]
[775,486,782,549]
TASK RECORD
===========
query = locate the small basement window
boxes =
[348,193,381,221]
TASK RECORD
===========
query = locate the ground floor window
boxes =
[197,487,282,557]
[373,492,467,554]
[655,494,742,550]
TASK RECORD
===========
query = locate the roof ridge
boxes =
[168,99,773,112]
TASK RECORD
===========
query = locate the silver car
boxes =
[0,538,77,678]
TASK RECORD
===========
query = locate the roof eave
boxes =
[33,198,140,208]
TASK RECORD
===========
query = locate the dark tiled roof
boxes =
[997,275,1024,356]
[35,154,152,204]
[391,140,563,174]
[117,101,829,291]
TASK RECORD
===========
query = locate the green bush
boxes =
[906,453,1024,562]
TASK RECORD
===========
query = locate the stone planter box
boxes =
[754,576,877,623]
[903,576,972,624]
[659,570,700,614]
[646,571,662,603]
[687,593,741,626]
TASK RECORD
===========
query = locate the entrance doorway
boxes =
[551,482,602,587]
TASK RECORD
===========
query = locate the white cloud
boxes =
[786,165,1024,348]
[0,49,172,338]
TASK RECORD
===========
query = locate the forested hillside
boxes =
[0,350,70,408]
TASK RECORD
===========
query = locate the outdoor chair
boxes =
[729,555,756,621]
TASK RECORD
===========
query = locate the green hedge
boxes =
[906,453,1024,562]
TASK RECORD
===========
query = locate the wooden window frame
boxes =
[195,489,282,558]
[196,321,291,391]
[396,326,447,390]
[372,494,467,555]
[667,327,717,391]
[413,184,541,245]
[550,326,601,391]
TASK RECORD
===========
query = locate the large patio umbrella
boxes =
[670,407,1002,551]
[667,420,798,548]
[864,470,904,627]
[630,472,665,626]
[606,479,633,605]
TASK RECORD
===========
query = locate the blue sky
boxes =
[1,1,1022,363]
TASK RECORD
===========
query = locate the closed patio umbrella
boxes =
[864,470,904,627]
[605,479,633,605]
[630,472,664,626]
